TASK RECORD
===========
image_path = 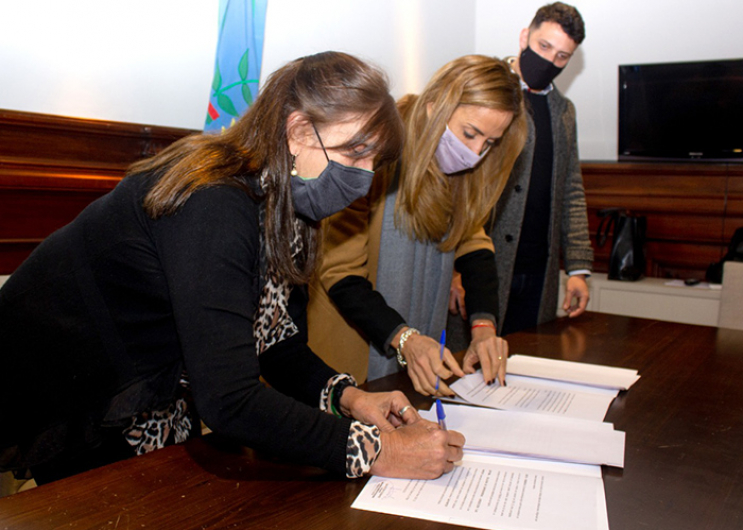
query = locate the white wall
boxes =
[475,0,743,160]
[0,0,475,131]
[0,0,218,130]
[262,0,475,99]
[1,0,741,159]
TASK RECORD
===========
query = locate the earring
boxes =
[290,154,298,177]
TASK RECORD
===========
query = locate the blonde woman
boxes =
[309,55,527,396]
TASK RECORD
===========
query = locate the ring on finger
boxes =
[398,405,412,416]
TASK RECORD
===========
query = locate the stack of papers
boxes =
[353,355,639,530]
[448,373,618,421]
[420,405,625,467]
[506,354,640,390]
[353,454,609,530]
[448,354,640,422]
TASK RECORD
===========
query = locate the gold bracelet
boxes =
[396,327,419,367]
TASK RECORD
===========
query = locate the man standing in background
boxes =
[449,2,593,342]
[492,2,593,335]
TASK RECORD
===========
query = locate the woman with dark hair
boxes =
[0,51,464,484]
[309,55,527,396]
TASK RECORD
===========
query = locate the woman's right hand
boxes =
[397,331,464,396]
[370,419,465,479]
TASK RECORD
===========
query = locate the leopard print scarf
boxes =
[253,173,302,355]
[122,175,301,453]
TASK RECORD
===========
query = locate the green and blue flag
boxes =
[205,0,268,132]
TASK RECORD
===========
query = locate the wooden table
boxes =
[1,312,742,530]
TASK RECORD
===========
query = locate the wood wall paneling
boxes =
[1,109,742,280]
[0,109,191,164]
[583,162,743,279]
[0,109,195,274]
[724,170,743,240]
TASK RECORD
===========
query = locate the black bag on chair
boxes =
[596,208,647,281]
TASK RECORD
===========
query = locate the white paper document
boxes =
[449,372,619,421]
[420,404,625,467]
[507,354,640,390]
[353,453,609,530]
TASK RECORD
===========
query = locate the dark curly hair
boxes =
[530,2,585,45]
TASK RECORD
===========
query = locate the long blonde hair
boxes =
[128,51,403,284]
[394,55,527,252]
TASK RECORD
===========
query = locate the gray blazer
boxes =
[490,87,594,330]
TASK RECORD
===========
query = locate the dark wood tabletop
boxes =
[1,312,742,530]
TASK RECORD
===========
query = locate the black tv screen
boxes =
[618,58,743,162]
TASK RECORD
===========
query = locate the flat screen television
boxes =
[618,58,743,162]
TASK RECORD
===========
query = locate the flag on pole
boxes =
[205,0,268,132]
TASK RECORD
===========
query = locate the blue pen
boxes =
[435,329,447,430]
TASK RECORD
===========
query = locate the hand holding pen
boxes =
[370,330,465,478]
[396,328,463,396]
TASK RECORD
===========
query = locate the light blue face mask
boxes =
[290,124,374,222]
[434,125,489,175]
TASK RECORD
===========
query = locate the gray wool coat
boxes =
[489,86,594,330]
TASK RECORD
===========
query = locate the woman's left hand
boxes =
[463,320,508,386]
[339,387,420,432]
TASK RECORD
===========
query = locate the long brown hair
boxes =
[129,51,403,283]
[393,55,527,252]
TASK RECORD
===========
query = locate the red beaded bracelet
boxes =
[471,322,496,330]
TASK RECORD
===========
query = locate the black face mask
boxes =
[519,45,564,91]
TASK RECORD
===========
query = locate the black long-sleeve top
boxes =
[328,249,499,353]
[0,172,350,474]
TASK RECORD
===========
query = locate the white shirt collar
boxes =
[519,77,554,95]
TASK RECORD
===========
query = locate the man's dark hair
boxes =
[530,2,585,45]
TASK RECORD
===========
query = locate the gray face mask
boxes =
[291,124,374,222]
[291,160,373,221]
